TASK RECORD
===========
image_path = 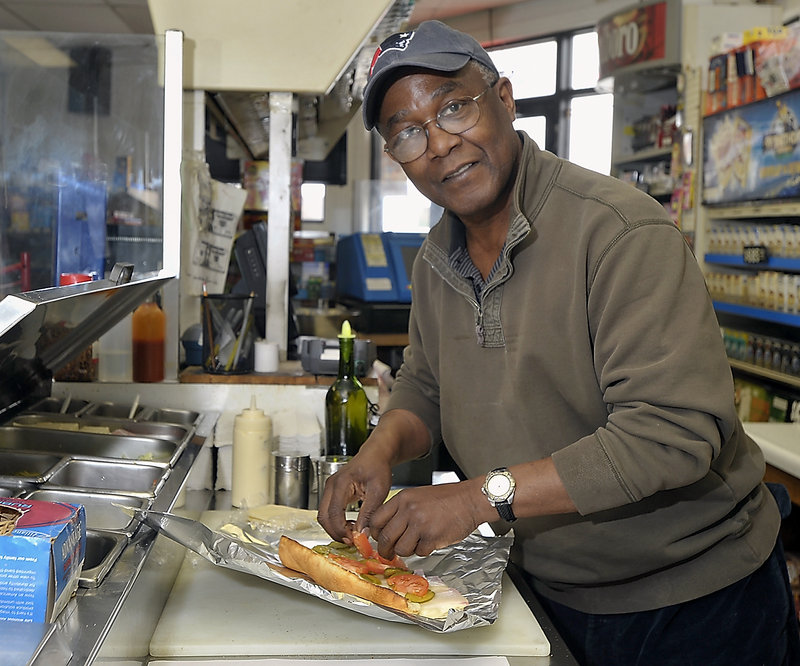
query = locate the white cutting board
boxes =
[150,511,550,659]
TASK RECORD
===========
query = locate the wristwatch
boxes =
[481,467,517,522]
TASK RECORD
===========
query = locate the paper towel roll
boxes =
[254,339,280,373]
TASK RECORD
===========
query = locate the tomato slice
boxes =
[352,530,407,569]
[328,553,370,575]
[378,552,407,568]
[352,531,377,559]
[387,573,429,597]
[361,558,391,575]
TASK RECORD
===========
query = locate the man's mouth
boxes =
[443,162,476,181]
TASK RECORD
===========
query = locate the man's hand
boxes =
[316,444,394,544]
[366,480,485,559]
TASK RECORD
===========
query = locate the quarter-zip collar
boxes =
[421,132,546,346]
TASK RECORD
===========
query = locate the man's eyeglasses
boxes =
[383,83,496,164]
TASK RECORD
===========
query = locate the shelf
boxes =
[705,254,800,272]
[612,145,673,168]
[713,300,800,327]
[705,201,800,219]
[729,358,800,390]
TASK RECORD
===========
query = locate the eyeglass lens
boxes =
[386,91,486,163]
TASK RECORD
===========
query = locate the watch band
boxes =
[494,499,516,522]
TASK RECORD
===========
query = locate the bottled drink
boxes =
[132,297,165,382]
[325,320,368,457]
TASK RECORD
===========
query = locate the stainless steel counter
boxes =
[23,418,212,666]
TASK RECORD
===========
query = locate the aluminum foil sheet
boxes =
[133,507,513,632]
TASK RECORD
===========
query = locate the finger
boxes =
[354,488,385,534]
[317,477,356,541]
[370,504,408,559]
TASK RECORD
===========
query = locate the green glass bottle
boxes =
[325,320,368,457]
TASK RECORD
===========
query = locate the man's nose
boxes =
[425,123,460,157]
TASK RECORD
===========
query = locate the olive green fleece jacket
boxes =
[386,133,781,614]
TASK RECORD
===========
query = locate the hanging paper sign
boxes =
[597,1,676,79]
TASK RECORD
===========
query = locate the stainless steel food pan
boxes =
[83,401,145,419]
[139,407,200,426]
[0,485,24,497]
[80,529,127,588]
[25,396,91,416]
[0,426,178,466]
[0,449,64,486]
[22,488,148,535]
[44,458,169,499]
[12,414,190,446]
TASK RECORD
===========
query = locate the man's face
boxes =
[376,65,521,226]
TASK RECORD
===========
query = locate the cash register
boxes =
[335,232,425,332]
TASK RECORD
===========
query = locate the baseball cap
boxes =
[362,20,499,130]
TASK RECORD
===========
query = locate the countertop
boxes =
[179,362,377,386]
[145,509,572,665]
[743,421,800,479]
[91,497,577,665]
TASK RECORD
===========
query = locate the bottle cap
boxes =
[339,320,355,339]
[238,395,266,420]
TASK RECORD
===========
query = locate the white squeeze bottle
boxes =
[231,396,272,508]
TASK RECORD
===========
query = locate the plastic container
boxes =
[132,298,165,382]
[231,396,272,508]
[201,293,255,374]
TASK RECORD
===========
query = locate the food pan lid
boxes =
[0,275,171,418]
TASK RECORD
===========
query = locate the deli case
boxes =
[0,276,214,665]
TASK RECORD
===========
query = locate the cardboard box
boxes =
[0,497,85,623]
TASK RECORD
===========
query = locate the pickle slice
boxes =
[406,590,435,603]
[383,567,412,578]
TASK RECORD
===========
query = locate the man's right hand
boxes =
[316,408,432,544]
[316,441,394,544]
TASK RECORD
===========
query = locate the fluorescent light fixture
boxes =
[2,36,75,68]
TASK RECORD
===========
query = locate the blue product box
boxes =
[0,497,86,623]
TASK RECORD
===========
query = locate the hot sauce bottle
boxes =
[132,295,165,382]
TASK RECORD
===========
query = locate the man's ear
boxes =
[496,77,517,120]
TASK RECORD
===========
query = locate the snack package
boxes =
[0,497,86,623]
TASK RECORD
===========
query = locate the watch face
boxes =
[487,472,511,498]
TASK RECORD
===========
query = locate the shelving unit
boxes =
[610,76,679,206]
[701,135,800,424]
[713,301,800,328]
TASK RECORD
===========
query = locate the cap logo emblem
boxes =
[369,31,415,77]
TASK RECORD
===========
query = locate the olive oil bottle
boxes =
[324,320,368,456]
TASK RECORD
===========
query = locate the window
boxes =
[300,182,326,222]
[373,27,612,233]
[493,29,613,175]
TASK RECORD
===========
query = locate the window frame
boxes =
[493,26,603,159]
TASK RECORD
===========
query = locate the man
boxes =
[318,20,799,665]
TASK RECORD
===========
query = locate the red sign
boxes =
[597,2,668,79]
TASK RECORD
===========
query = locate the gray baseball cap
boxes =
[362,20,499,130]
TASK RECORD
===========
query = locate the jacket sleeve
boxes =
[551,221,748,515]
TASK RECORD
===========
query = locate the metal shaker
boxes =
[310,455,356,511]
[273,452,310,509]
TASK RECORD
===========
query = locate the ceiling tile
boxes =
[6,3,133,32]
[0,5,35,30]
[111,4,153,33]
